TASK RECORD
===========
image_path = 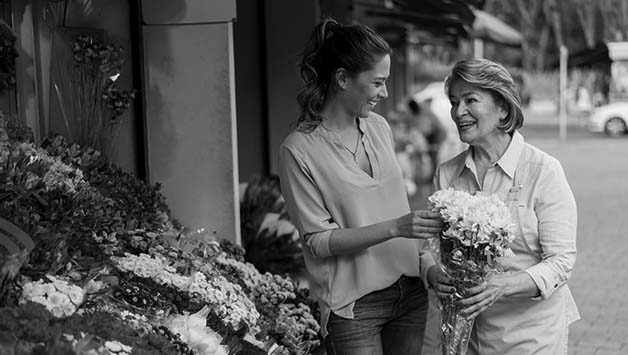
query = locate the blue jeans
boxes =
[325,276,428,355]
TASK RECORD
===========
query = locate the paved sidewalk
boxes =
[529,129,628,355]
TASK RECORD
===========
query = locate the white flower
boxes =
[41,283,57,297]
[49,305,66,318]
[52,282,69,293]
[191,271,207,283]
[171,274,191,291]
[66,286,84,305]
[114,255,137,272]
[188,282,204,295]
[165,309,226,355]
[133,262,154,278]
[84,279,105,294]
[47,291,71,308]
[153,271,172,286]
[30,295,47,305]
[104,341,122,352]
[21,281,42,298]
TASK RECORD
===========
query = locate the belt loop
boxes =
[398,275,406,291]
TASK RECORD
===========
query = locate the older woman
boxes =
[423,59,580,354]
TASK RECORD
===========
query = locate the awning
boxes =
[549,42,611,69]
[471,8,523,47]
[358,1,521,48]
[358,0,478,46]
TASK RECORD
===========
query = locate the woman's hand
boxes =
[458,273,509,319]
[391,210,443,239]
[427,265,456,299]
[459,271,540,319]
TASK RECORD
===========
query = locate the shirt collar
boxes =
[313,117,367,146]
[495,131,525,179]
[455,131,525,180]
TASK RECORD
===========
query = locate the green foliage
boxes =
[240,175,304,277]
[0,20,17,91]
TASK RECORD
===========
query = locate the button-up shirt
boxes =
[421,131,580,354]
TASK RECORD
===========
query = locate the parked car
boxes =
[587,102,628,137]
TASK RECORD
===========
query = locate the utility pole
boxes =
[559,46,568,141]
[546,0,567,140]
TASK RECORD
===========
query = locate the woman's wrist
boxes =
[388,220,400,238]
[500,275,516,297]
[497,272,538,298]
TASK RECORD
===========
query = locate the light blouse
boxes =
[279,112,424,337]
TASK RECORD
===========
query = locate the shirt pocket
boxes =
[516,206,542,257]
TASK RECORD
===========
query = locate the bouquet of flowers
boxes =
[428,188,517,355]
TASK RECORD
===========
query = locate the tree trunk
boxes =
[536,24,551,71]
[575,0,597,48]
[515,0,547,70]
[545,0,565,49]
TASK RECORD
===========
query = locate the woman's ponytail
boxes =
[297,18,338,131]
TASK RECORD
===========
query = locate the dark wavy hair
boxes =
[296,18,392,131]
[445,59,524,133]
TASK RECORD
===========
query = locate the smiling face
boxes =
[448,79,507,146]
[342,54,390,118]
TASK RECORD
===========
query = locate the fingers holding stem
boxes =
[411,210,444,239]
[458,280,505,319]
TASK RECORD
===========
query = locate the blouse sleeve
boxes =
[419,165,443,287]
[524,158,577,300]
[278,144,339,258]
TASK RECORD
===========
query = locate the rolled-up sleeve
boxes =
[525,158,577,300]
[278,144,339,258]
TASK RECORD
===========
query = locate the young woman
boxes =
[278,18,444,355]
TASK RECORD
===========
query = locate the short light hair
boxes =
[445,59,524,133]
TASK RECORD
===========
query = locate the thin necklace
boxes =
[321,116,361,160]
[351,130,362,162]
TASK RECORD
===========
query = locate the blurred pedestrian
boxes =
[407,99,446,181]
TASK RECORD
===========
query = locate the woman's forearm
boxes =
[500,271,540,298]
[327,219,398,255]
[316,210,442,256]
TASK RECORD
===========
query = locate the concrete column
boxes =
[141,0,240,243]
